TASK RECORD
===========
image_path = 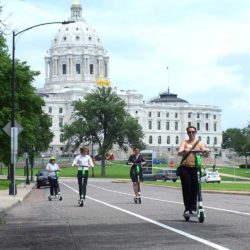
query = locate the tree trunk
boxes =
[101,156,106,177]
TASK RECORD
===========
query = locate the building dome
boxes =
[150,89,188,103]
[43,0,109,90]
[52,21,103,49]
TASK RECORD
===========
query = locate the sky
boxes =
[1,0,250,130]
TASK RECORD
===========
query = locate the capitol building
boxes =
[38,0,222,159]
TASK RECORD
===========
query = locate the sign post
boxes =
[3,121,23,195]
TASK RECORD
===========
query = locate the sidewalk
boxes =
[0,181,35,224]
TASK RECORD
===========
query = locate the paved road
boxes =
[0,178,249,250]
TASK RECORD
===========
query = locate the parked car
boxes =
[201,171,221,183]
[36,169,50,188]
[153,159,161,164]
[143,173,157,181]
[155,169,178,182]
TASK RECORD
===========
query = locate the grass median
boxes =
[0,161,249,192]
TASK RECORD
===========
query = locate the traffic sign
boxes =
[3,121,23,137]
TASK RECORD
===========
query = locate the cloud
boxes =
[2,0,250,130]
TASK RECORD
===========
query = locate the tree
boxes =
[222,128,247,155]
[0,34,53,165]
[63,87,145,176]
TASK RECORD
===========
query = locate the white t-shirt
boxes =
[46,163,60,177]
[72,154,94,170]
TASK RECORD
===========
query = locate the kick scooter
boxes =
[78,166,86,207]
[48,170,62,201]
[183,150,206,223]
[134,165,142,204]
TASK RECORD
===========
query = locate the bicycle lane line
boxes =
[88,183,250,216]
[62,182,230,250]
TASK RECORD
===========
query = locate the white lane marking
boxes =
[88,183,250,216]
[62,182,230,250]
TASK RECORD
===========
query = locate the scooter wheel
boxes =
[48,197,52,201]
[134,197,137,204]
[138,197,141,204]
[80,200,84,207]
[59,196,62,201]
[199,212,205,223]
[184,216,190,221]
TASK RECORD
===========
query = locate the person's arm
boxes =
[89,156,94,168]
[127,155,134,166]
[72,155,80,167]
[178,141,187,156]
[140,155,146,165]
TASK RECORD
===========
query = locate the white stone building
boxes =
[37,0,222,158]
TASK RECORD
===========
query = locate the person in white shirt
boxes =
[46,156,61,198]
[72,146,94,202]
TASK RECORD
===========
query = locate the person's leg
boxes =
[54,179,58,195]
[180,167,192,212]
[190,168,198,212]
[77,171,82,199]
[82,170,89,199]
[48,177,54,196]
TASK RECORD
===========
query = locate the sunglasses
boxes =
[187,130,196,134]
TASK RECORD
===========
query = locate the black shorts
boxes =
[130,166,143,182]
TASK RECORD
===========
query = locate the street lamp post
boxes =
[9,20,74,195]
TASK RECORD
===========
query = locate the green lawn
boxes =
[0,180,23,190]
[0,162,249,192]
[145,180,250,192]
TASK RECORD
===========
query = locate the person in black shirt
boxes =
[128,148,146,202]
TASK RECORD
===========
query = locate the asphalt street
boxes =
[0,178,249,250]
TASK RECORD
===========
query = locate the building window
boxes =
[175,121,178,131]
[206,113,210,119]
[59,118,63,127]
[48,116,52,127]
[188,122,191,127]
[60,134,64,143]
[149,136,153,144]
[90,64,94,74]
[188,112,192,118]
[207,136,210,145]
[205,123,209,131]
[148,112,152,117]
[135,110,138,114]
[157,112,160,117]
[157,121,161,130]
[158,136,162,144]
[167,136,170,144]
[59,108,63,114]
[214,123,217,131]
[166,112,169,118]
[62,64,67,75]
[176,136,179,144]
[197,113,200,119]
[76,64,81,74]
[166,121,170,130]
[148,121,152,130]
[214,137,217,145]
[214,115,216,119]
[48,107,52,113]
[175,113,178,118]
[197,122,200,131]
[198,136,201,141]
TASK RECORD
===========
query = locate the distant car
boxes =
[201,171,221,183]
[155,169,178,182]
[36,169,50,188]
[153,159,161,164]
[143,174,157,181]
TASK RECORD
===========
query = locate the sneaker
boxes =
[189,210,197,215]
[183,210,189,216]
